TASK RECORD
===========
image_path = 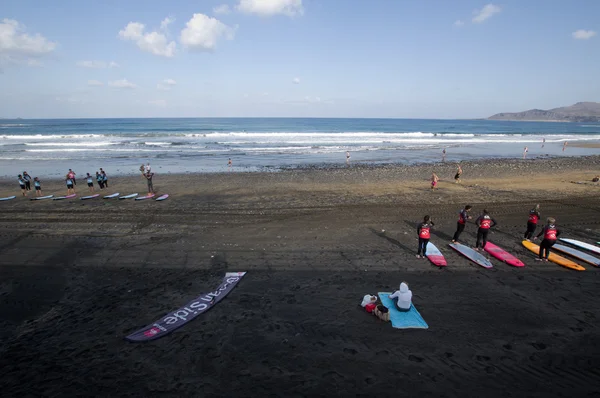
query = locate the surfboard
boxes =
[0,196,17,201]
[559,238,600,256]
[553,244,600,267]
[118,193,139,200]
[425,242,446,267]
[521,240,585,271]
[53,194,77,200]
[30,195,54,201]
[484,242,525,267]
[156,194,169,201]
[135,194,155,201]
[103,193,120,199]
[81,194,100,200]
[449,243,493,268]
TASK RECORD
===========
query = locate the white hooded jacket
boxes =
[388,282,412,310]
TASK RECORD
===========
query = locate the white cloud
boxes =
[108,79,136,89]
[87,80,104,86]
[214,4,231,15]
[118,21,176,57]
[472,4,501,23]
[180,14,236,51]
[149,99,167,107]
[109,61,119,68]
[237,0,304,17]
[160,16,175,32]
[77,60,120,68]
[157,78,177,90]
[0,19,56,65]
[454,20,464,27]
[292,77,300,84]
[572,30,596,40]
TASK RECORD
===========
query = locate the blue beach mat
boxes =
[378,292,429,329]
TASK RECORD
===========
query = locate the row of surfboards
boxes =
[425,238,600,271]
[0,193,169,201]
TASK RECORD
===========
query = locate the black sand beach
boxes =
[1,156,600,397]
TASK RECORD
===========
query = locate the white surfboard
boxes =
[81,194,100,200]
[103,193,120,199]
[53,194,77,200]
[118,193,139,200]
[30,195,54,201]
[156,194,169,201]
[559,238,600,256]
[135,194,155,201]
[0,196,17,201]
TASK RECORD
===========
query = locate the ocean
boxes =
[1,118,599,178]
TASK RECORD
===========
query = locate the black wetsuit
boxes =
[452,209,469,242]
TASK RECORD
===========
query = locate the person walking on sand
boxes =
[475,209,497,250]
[442,148,446,162]
[534,217,560,261]
[86,173,95,193]
[563,141,568,152]
[524,204,541,241]
[431,172,439,190]
[33,177,42,197]
[68,169,76,186]
[66,174,75,195]
[18,174,27,196]
[452,204,472,243]
[23,171,32,191]
[388,282,412,312]
[96,171,104,189]
[416,215,434,259]
[145,171,155,194]
[454,164,462,183]
[523,146,528,159]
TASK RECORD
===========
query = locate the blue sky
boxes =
[1,0,599,119]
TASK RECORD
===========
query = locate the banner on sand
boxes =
[125,272,246,342]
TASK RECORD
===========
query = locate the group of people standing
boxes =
[17,168,108,196]
[415,203,560,261]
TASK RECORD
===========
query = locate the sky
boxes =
[1,0,599,119]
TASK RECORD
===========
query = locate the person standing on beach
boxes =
[346,151,350,162]
[454,164,462,183]
[534,217,560,261]
[563,141,568,152]
[68,169,76,185]
[542,138,545,148]
[431,172,439,190]
[452,205,472,243]
[146,172,155,194]
[86,173,95,193]
[96,171,104,189]
[23,171,32,191]
[442,148,446,162]
[18,174,27,196]
[416,215,434,259]
[33,177,42,197]
[228,158,232,169]
[101,169,108,188]
[66,174,75,195]
[524,204,541,241]
[475,209,497,250]
[523,147,528,159]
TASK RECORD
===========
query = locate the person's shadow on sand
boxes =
[368,227,413,254]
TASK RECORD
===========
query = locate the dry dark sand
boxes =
[1,156,600,397]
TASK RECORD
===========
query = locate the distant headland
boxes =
[488,102,600,122]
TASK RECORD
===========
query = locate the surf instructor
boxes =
[452,205,472,243]
[475,209,497,250]
[416,215,434,259]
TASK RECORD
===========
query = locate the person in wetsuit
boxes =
[475,209,497,250]
[534,217,560,261]
[452,205,472,243]
[22,171,32,191]
[416,215,434,259]
[524,204,541,241]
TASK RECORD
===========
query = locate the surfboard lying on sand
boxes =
[103,193,120,199]
[425,242,447,267]
[135,194,155,200]
[156,194,169,201]
[559,238,600,256]
[0,196,16,201]
[484,242,525,267]
[81,194,100,200]
[30,195,54,201]
[553,244,600,267]
[53,194,77,200]
[449,242,493,268]
[118,193,139,200]
[521,240,585,271]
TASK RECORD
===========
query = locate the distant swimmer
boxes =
[533,217,560,261]
[442,148,446,162]
[452,204,472,243]
[523,146,528,159]
[563,141,568,152]
[416,215,434,259]
[475,209,497,250]
[431,172,439,190]
[524,204,541,241]
[454,164,462,183]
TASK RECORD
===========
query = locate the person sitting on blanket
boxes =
[361,294,378,313]
[388,282,412,312]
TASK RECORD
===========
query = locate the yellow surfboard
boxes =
[522,240,585,271]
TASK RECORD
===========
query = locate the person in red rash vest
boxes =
[524,204,541,241]
[534,217,560,261]
[475,209,497,250]
[416,215,435,259]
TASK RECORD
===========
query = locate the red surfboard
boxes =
[484,242,525,267]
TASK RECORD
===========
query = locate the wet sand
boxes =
[1,156,600,397]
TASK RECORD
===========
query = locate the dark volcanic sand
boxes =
[1,157,600,397]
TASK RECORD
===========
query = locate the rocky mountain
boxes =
[488,102,600,122]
